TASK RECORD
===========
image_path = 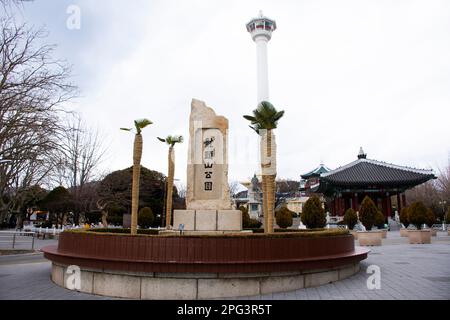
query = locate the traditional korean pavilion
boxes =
[300,163,331,194]
[311,148,436,218]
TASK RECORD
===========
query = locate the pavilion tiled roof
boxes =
[319,158,436,187]
[301,164,331,179]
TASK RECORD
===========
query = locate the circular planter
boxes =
[400,228,409,237]
[357,231,382,246]
[408,229,431,244]
[42,231,369,299]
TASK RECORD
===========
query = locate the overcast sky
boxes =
[10,0,450,186]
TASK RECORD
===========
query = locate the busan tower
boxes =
[246,11,277,103]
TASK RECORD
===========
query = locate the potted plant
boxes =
[343,208,358,239]
[357,196,382,246]
[426,208,437,237]
[407,201,431,244]
[375,210,387,239]
[399,206,410,237]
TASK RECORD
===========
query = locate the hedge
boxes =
[67,228,349,239]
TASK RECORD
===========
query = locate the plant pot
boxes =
[400,228,409,237]
[349,230,358,239]
[408,230,431,244]
[357,231,382,246]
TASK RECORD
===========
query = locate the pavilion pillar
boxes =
[387,195,392,218]
[397,193,402,213]
[381,197,387,218]
[341,197,345,216]
[336,196,341,216]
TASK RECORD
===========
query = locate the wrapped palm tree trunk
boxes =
[261,129,277,233]
[131,134,143,235]
[166,146,175,227]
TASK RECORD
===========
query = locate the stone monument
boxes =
[173,99,242,232]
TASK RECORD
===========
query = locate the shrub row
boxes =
[87,228,160,235]
[67,228,349,239]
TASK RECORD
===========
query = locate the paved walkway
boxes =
[0,231,449,300]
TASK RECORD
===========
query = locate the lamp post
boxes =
[440,200,447,231]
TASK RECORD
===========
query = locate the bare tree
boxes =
[436,157,450,201]
[229,181,241,198]
[52,115,107,223]
[0,17,77,224]
[176,182,186,200]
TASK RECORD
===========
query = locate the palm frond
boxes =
[243,115,256,122]
[160,135,184,146]
[243,100,285,132]
[134,118,153,134]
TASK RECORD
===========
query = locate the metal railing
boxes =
[0,231,35,250]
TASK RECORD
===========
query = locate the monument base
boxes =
[173,209,242,231]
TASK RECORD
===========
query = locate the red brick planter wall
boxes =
[42,232,368,274]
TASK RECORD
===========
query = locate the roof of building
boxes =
[319,157,436,188]
[301,164,331,179]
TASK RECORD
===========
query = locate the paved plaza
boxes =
[0,230,449,300]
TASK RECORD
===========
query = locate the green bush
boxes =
[138,207,154,229]
[88,228,159,235]
[426,208,436,228]
[69,228,349,239]
[374,210,385,229]
[408,201,428,230]
[343,208,358,230]
[301,195,326,229]
[275,206,294,229]
[359,196,377,231]
[399,207,409,228]
[239,206,262,229]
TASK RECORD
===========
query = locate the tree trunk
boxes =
[260,129,276,233]
[131,134,143,235]
[266,174,276,233]
[62,213,68,226]
[101,210,108,227]
[261,174,268,232]
[166,146,175,228]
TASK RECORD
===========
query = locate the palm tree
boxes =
[157,135,183,228]
[120,119,152,235]
[244,101,284,233]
